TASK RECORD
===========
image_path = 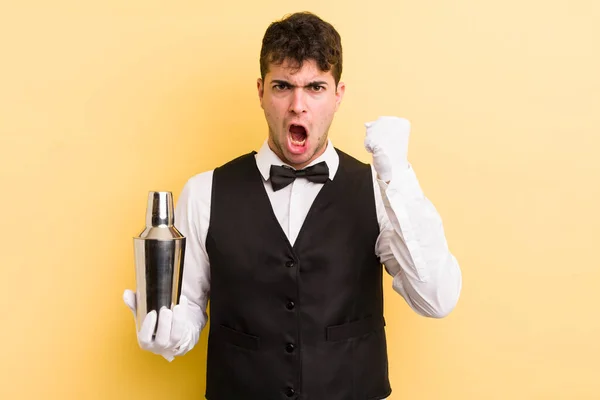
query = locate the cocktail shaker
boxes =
[133,191,186,334]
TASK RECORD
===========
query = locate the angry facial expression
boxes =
[257,59,345,169]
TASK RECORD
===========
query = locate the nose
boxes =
[288,88,307,114]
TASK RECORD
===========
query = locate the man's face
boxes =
[257,59,345,169]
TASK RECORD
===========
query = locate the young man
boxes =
[124,11,462,400]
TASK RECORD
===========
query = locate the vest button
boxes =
[285,260,295,268]
[285,387,296,397]
[286,343,295,353]
[286,301,295,310]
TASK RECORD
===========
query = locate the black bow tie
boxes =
[269,161,329,191]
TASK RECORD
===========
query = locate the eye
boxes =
[310,85,325,92]
[273,83,290,91]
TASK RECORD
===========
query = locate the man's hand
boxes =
[123,289,192,361]
[364,116,411,183]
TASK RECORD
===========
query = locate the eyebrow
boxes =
[271,79,329,87]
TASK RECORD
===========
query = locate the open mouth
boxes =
[289,124,307,145]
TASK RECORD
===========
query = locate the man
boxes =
[124,11,462,400]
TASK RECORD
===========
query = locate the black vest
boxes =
[205,149,391,400]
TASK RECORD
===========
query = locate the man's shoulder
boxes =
[181,169,214,200]
[215,151,257,170]
[334,147,372,172]
[183,151,257,190]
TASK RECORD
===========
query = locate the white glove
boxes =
[364,116,411,183]
[123,289,193,362]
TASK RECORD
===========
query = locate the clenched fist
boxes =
[364,116,411,183]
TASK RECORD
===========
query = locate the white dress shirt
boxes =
[174,139,462,355]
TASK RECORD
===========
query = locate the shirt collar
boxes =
[255,139,339,182]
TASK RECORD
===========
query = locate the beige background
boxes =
[1,0,599,398]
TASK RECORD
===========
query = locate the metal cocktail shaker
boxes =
[133,191,186,334]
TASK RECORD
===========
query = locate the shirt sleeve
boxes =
[172,170,213,354]
[372,164,462,318]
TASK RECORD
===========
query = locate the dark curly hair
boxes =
[260,12,343,85]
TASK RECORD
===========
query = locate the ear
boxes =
[257,78,265,108]
[334,81,346,111]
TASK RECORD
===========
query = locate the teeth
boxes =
[291,138,306,146]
